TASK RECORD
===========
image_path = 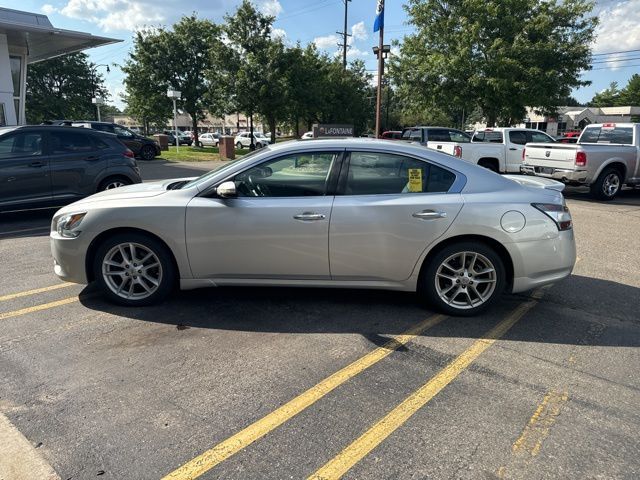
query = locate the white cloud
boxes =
[313,34,340,50]
[592,1,640,69]
[347,47,369,58]
[41,4,58,15]
[258,0,282,17]
[271,28,287,41]
[351,21,367,41]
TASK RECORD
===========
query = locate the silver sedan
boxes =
[50,139,576,316]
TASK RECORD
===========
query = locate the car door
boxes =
[185,150,343,280]
[114,125,142,154]
[507,130,528,171]
[0,130,51,209]
[48,130,108,201]
[329,150,463,282]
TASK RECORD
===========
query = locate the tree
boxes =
[588,82,621,107]
[25,52,109,124]
[123,15,220,142]
[392,0,597,126]
[619,74,640,106]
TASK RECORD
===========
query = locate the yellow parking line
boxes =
[0,297,79,321]
[308,299,539,480]
[0,283,74,302]
[512,390,569,456]
[162,313,448,480]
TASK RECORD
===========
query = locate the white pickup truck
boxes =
[402,126,555,173]
[521,123,640,200]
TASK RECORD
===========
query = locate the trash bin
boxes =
[153,134,169,151]
[219,136,235,160]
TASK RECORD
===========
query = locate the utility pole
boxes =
[337,0,352,69]
[373,0,387,138]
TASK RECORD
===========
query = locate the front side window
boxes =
[448,130,471,143]
[114,126,134,137]
[344,152,456,195]
[49,131,95,154]
[0,132,43,159]
[234,152,337,197]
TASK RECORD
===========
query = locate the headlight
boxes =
[55,212,87,238]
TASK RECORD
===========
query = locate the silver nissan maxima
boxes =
[51,139,576,316]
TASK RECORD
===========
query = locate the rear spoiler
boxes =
[503,175,565,192]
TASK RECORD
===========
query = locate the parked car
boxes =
[50,138,575,316]
[382,130,403,140]
[301,131,314,140]
[407,127,556,173]
[164,131,193,146]
[235,132,271,149]
[521,122,640,200]
[198,132,220,147]
[0,125,141,212]
[46,120,161,161]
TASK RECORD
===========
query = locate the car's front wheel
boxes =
[93,232,175,306]
[419,242,506,316]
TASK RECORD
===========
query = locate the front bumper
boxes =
[507,229,576,293]
[51,232,89,284]
[520,164,589,184]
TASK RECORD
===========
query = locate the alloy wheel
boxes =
[434,251,497,309]
[103,180,126,190]
[101,242,163,300]
[603,173,620,197]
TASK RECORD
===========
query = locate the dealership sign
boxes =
[313,124,354,138]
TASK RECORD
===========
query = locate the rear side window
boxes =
[49,131,95,154]
[426,129,451,142]
[448,130,471,143]
[0,132,43,159]
[472,131,504,143]
[344,152,456,195]
[580,126,633,144]
[93,124,115,133]
[528,131,554,143]
[509,131,527,145]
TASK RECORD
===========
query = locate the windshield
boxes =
[180,148,266,189]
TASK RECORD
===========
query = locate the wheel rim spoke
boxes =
[435,250,497,310]
[102,242,162,300]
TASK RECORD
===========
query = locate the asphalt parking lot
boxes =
[1,161,639,480]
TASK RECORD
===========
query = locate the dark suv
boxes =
[0,125,142,212]
[46,121,161,161]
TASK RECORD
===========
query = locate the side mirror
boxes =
[216,181,237,198]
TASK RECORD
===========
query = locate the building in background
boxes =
[0,7,120,126]
[469,106,640,136]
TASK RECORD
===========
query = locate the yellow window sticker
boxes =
[408,168,423,192]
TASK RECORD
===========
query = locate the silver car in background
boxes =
[50,139,576,316]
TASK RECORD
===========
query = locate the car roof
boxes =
[1,125,117,137]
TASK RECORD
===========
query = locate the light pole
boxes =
[92,97,104,122]
[167,89,182,153]
[372,44,390,138]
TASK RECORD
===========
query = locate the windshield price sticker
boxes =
[408,168,423,192]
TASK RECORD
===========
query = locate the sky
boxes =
[5,0,640,110]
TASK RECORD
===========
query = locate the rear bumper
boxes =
[507,229,576,293]
[520,164,589,184]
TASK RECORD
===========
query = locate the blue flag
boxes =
[374,0,384,32]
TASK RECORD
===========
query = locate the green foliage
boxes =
[392,0,598,126]
[25,52,109,123]
[123,15,220,139]
[618,74,640,106]
[588,82,621,107]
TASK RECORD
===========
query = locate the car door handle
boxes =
[412,210,447,219]
[29,161,46,168]
[293,212,326,221]
[509,147,519,151]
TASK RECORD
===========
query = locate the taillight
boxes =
[532,202,572,231]
[575,151,586,167]
[123,149,134,158]
[522,148,526,161]
[453,145,462,158]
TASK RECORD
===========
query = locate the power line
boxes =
[592,56,640,64]
[591,63,640,70]
[592,48,640,57]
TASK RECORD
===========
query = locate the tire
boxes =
[140,145,156,161]
[590,167,622,201]
[236,142,242,149]
[419,241,506,316]
[98,176,132,192]
[93,232,176,306]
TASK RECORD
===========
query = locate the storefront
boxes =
[0,7,120,126]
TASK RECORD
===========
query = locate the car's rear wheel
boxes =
[93,233,175,306]
[98,176,131,192]
[591,167,622,200]
[236,141,242,149]
[140,145,156,161]
[419,242,506,316]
